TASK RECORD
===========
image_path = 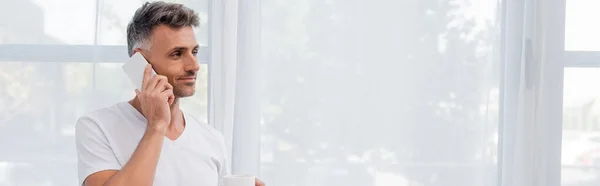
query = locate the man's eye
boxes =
[171,51,181,57]
[192,50,198,56]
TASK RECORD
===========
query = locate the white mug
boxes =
[221,174,255,186]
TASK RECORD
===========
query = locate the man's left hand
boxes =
[255,178,265,186]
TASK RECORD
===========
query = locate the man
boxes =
[75,2,265,186]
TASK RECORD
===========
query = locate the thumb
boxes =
[135,89,140,95]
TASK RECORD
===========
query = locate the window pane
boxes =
[0,62,208,185]
[0,0,208,45]
[562,67,600,186]
[0,0,96,44]
[0,62,92,186]
[259,0,500,186]
[564,0,600,51]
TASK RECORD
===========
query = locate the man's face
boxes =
[140,25,199,98]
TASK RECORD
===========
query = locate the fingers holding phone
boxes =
[141,64,153,91]
[136,64,175,133]
[141,64,174,104]
[164,82,175,106]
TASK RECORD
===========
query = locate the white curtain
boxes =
[223,1,503,185]
[208,0,262,175]
[213,0,568,186]
[499,0,565,185]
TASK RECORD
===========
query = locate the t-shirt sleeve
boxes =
[75,116,121,186]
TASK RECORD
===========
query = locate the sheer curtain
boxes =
[0,0,209,185]
[257,1,499,185]
[219,0,503,185]
[500,0,564,186]
[213,0,567,186]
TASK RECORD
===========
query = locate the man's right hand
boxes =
[135,64,175,134]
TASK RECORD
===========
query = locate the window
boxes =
[562,0,600,185]
[0,0,209,185]
[564,0,600,51]
[562,68,600,186]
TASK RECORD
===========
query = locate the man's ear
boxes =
[132,48,143,56]
[132,48,150,61]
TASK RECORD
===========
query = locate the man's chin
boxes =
[178,94,194,98]
[173,85,196,97]
[175,90,195,98]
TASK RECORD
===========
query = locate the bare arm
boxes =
[84,65,174,186]
[84,128,165,186]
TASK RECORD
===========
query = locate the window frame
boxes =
[564,51,600,67]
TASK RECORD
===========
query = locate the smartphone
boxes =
[122,52,157,91]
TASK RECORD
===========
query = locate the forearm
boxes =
[104,127,165,186]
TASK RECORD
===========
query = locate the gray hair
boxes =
[126,1,200,56]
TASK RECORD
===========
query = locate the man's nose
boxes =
[184,53,200,72]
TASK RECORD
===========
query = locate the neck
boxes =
[169,98,181,112]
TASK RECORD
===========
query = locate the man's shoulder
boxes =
[79,102,125,120]
[76,102,128,131]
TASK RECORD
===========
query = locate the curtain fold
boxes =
[231,0,262,175]
[499,0,565,185]
[210,0,262,176]
[209,0,238,173]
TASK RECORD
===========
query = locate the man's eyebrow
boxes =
[170,45,200,51]
[170,46,187,51]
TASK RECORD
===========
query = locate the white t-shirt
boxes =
[75,102,229,186]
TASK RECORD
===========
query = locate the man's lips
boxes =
[177,76,196,80]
